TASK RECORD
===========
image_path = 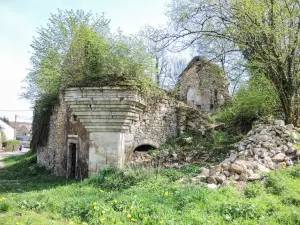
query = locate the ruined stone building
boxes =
[37,57,229,179]
[180,56,230,113]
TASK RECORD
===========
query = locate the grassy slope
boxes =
[0,153,300,225]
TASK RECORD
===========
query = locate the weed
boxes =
[265,174,286,195]
[244,182,264,198]
[220,201,262,221]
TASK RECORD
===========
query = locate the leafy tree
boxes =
[160,0,300,124]
[25,10,156,152]
[23,9,110,102]
[216,75,282,134]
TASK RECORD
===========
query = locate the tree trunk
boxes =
[278,91,295,125]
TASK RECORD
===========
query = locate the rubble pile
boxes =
[196,120,300,188]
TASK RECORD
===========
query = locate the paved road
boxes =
[0,148,30,168]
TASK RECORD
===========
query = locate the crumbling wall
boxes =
[37,95,89,178]
[129,93,209,152]
[179,57,230,113]
[37,88,210,177]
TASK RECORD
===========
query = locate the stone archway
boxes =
[134,139,159,151]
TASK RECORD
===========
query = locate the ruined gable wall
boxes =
[180,58,230,113]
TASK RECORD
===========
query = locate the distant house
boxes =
[0,120,14,140]
[16,124,32,136]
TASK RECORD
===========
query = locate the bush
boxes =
[215,75,282,134]
[2,140,20,152]
[0,201,10,212]
[86,167,148,191]
[289,166,300,178]
[219,202,262,221]
[265,174,286,195]
[244,182,264,198]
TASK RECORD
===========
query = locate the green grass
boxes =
[0,153,300,224]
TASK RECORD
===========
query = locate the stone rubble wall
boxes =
[37,88,210,177]
[179,57,230,113]
[196,120,300,188]
[37,95,89,178]
[37,96,68,176]
[130,94,209,151]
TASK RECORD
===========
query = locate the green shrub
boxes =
[161,169,183,181]
[215,75,282,134]
[289,166,300,178]
[0,201,10,212]
[265,174,286,195]
[219,202,262,221]
[86,167,148,191]
[244,182,264,198]
[2,140,20,152]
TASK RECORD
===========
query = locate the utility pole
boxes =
[14,114,17,140]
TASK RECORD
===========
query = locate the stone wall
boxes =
[179,56,230,113]
[37,95,89,178]
[37,87,210,178]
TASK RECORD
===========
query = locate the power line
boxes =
[0,110,32,112]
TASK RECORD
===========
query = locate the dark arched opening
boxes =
[134,144,157,152]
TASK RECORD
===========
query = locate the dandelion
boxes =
[164,191,169,197]
[93,206,97,210]
[99,218,104,223]
[282,162,287,169]
[114,200,118,203]
[127,214,132,218]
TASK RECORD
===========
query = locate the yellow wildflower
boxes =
[114,200,118,203]
[127,214,132,218]
[164,191,169,197]
[93,206,97,210]
[282,162,287,169]
[99,218,105,223]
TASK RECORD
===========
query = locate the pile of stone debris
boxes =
[194,120,300,188]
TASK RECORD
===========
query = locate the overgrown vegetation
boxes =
[215,75,282,134]
[149,130,243,165]
[0,153,300,224]
[25,10,158,152]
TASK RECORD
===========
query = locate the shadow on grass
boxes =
[0,151,76,193]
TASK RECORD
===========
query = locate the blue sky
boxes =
[0,0,168,122]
